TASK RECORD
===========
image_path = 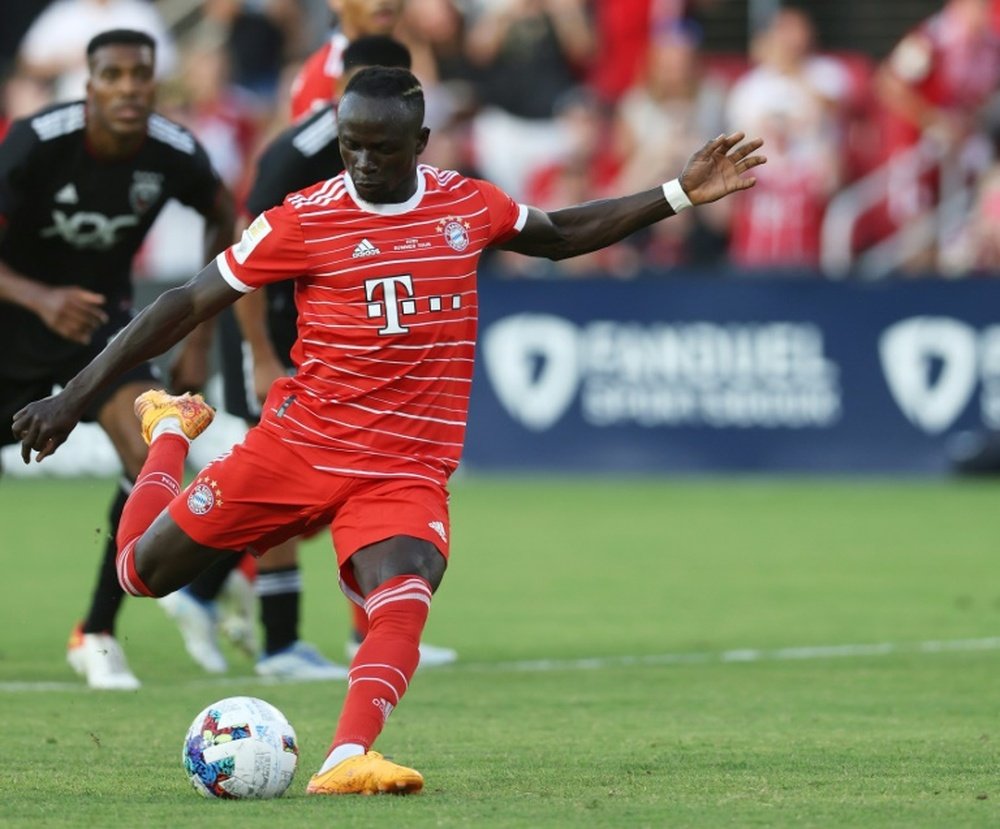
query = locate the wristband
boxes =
[662,178,693,213]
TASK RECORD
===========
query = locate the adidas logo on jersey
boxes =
[54,183,79,204]
[352,238,380,259]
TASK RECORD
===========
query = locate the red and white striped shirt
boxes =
[289,32,349,120]
[216,165,527,485]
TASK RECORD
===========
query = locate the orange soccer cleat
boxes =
[305,751,424,796]
[134,390,215,445]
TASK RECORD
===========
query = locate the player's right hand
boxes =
[36,286,108,344]
[11,392,82,463]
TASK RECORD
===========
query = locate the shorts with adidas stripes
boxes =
[168,422,450,596]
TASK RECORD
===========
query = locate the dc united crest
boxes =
[437,215,470,251]
[129,171,163,215]
[188,478,223,515]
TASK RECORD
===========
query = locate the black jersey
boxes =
[0,101,221,369]
[246,105,342,216]
[245,104,343,361]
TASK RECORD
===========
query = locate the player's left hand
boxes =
[678,132,766,206]
[11,392,84,463]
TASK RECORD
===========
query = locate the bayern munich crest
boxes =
[437,215,471,252]
[187,478,223,515]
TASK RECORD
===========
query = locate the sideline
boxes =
[2,635,998,693]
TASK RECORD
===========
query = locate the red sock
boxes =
[331,575,432,751]
[115,434,188,597]
[350,600,369,638]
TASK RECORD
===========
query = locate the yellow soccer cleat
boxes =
[134,390,215,446]
[305,751,424,796]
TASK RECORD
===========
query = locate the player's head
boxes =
[85,29,156,138]
[338,66,428,204]
[331,0,404,39]
[337,35,412,96]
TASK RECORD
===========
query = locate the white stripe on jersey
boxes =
[292,109,338,157]
[288,176,342,207]
[279,432,445,476]
[148,113,196,154]
[31,104,85,141]
[215,252,254,292]
[283,408,464,448]
[312,464,442,484]
[298,188,481,225]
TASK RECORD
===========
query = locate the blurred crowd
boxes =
[5,0,1000,279]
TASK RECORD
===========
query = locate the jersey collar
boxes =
[343,170,426,215]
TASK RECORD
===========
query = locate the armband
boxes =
[661,179,693,213]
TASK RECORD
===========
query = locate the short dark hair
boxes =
[342,36,412,74]
[86,29,157,60]
[342,66,424,124]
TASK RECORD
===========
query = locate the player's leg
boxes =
[346,589,458,668]
[307,480,450,795]
[158,550,243,674]
[63,379,164,689]
[253,536,347,679]
[115,390,233,597]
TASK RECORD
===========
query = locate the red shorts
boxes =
[169,425,450,596]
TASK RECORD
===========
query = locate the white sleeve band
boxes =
[215,251,254,293]
[661,178,693,213]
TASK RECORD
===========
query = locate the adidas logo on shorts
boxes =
[352,238,380,259]
[428,521,447,543]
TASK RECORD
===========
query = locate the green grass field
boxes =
[1,474,998,827]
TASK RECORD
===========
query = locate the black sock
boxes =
[187,551,244,603]
[257,566,301,656]
[82,481,129,635]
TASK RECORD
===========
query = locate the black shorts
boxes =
[0,310,160,448]
[218,305,296,423]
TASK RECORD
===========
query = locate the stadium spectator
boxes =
[610,20,728,269]
[17,0,176,104]
[875,0,1000,254]
[288,0,404,120]
[12,66,764,792]
[464,0,595,199]
[725,7,847,269]
[0,30,233,689]
[201,0,306,109]
[507,87,629,276]
[160,36,456,678]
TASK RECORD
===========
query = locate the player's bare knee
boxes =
[351,535,446,596]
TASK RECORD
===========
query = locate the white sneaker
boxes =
[158,588,227,674]
[218,569,259,657]
[74,633,141,691]
[345,636,458,668]
[255,641,348,680]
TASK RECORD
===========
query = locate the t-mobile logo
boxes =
[364,274,464,335]
[365,275,414,335]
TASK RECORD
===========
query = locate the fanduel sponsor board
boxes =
[464,276,1000,473]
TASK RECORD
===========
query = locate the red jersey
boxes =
[216,165,527,485]
[289,31,349,120]
[883,9,1000,154]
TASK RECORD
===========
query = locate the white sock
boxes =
[151,417,188,443]
[318,743,365,774]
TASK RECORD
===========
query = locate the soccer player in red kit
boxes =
[290,0,403,119]
[13,67,765,794]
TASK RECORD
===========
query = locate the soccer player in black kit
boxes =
[161,35,457,679]
[0,29,234,689]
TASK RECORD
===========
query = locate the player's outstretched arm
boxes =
[501,132,765,261]
[12,262,242,463]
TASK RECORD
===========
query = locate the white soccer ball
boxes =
[182,696,298,799]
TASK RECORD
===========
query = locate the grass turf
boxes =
[0,474,998,827]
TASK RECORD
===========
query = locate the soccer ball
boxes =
[182,696,298,799]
